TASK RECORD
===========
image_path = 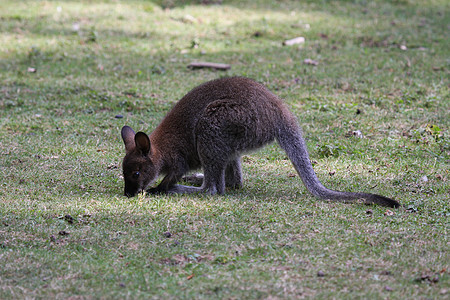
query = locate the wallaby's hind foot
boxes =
[147,184,203,195]
[225,158,243,189]
[147,183,221,196]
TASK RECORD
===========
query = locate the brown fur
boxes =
[121,77,399,208]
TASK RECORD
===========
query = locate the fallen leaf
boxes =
[183,14,198,24]
[435,174,444,181]
[406,206,418,213]
[283,36,305,46]
[253,31,262,37]
[417,274,440,283]
[303,58,319,66]
[64,215,75,224]
[72,23,80,31]
[405,58,411,68]
[352,130,363,138]
[384,210,395,216]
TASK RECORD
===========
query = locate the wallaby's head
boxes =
[121,126,157,197]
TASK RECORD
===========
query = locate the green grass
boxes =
[0,0,448,298]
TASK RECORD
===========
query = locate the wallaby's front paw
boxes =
[146,187,163,195]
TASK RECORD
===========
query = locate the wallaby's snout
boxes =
[124,182,139,198]
[123,175,137,197]
[123,170,149,197]
[124,190,134,198]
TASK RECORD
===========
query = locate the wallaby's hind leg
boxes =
[201,163,226,195]
[225,158,242,189]
[196,98,263,195]
[196,129,230,195]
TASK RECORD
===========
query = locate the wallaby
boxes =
[121,77,399,208]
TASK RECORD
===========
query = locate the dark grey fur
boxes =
[121,77,399,208]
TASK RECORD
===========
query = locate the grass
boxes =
[0,0,448,298]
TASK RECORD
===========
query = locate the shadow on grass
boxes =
[151,0,446,13]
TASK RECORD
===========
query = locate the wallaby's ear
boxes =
[121,126,136,153]
[135,132,151,156]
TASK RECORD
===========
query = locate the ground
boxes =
[0,0,448,298]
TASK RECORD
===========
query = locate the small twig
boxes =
[187,62,231,71]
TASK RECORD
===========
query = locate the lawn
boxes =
[0,0,448,298]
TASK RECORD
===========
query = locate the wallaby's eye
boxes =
[132,171,140,179]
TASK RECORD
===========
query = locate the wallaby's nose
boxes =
[124,180,140,197]
[124,188,137,198]
[124,187,143,198]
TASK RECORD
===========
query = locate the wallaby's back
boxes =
[149,77,289,163]
[154,77,287,134]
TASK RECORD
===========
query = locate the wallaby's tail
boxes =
[276,123,400,208]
